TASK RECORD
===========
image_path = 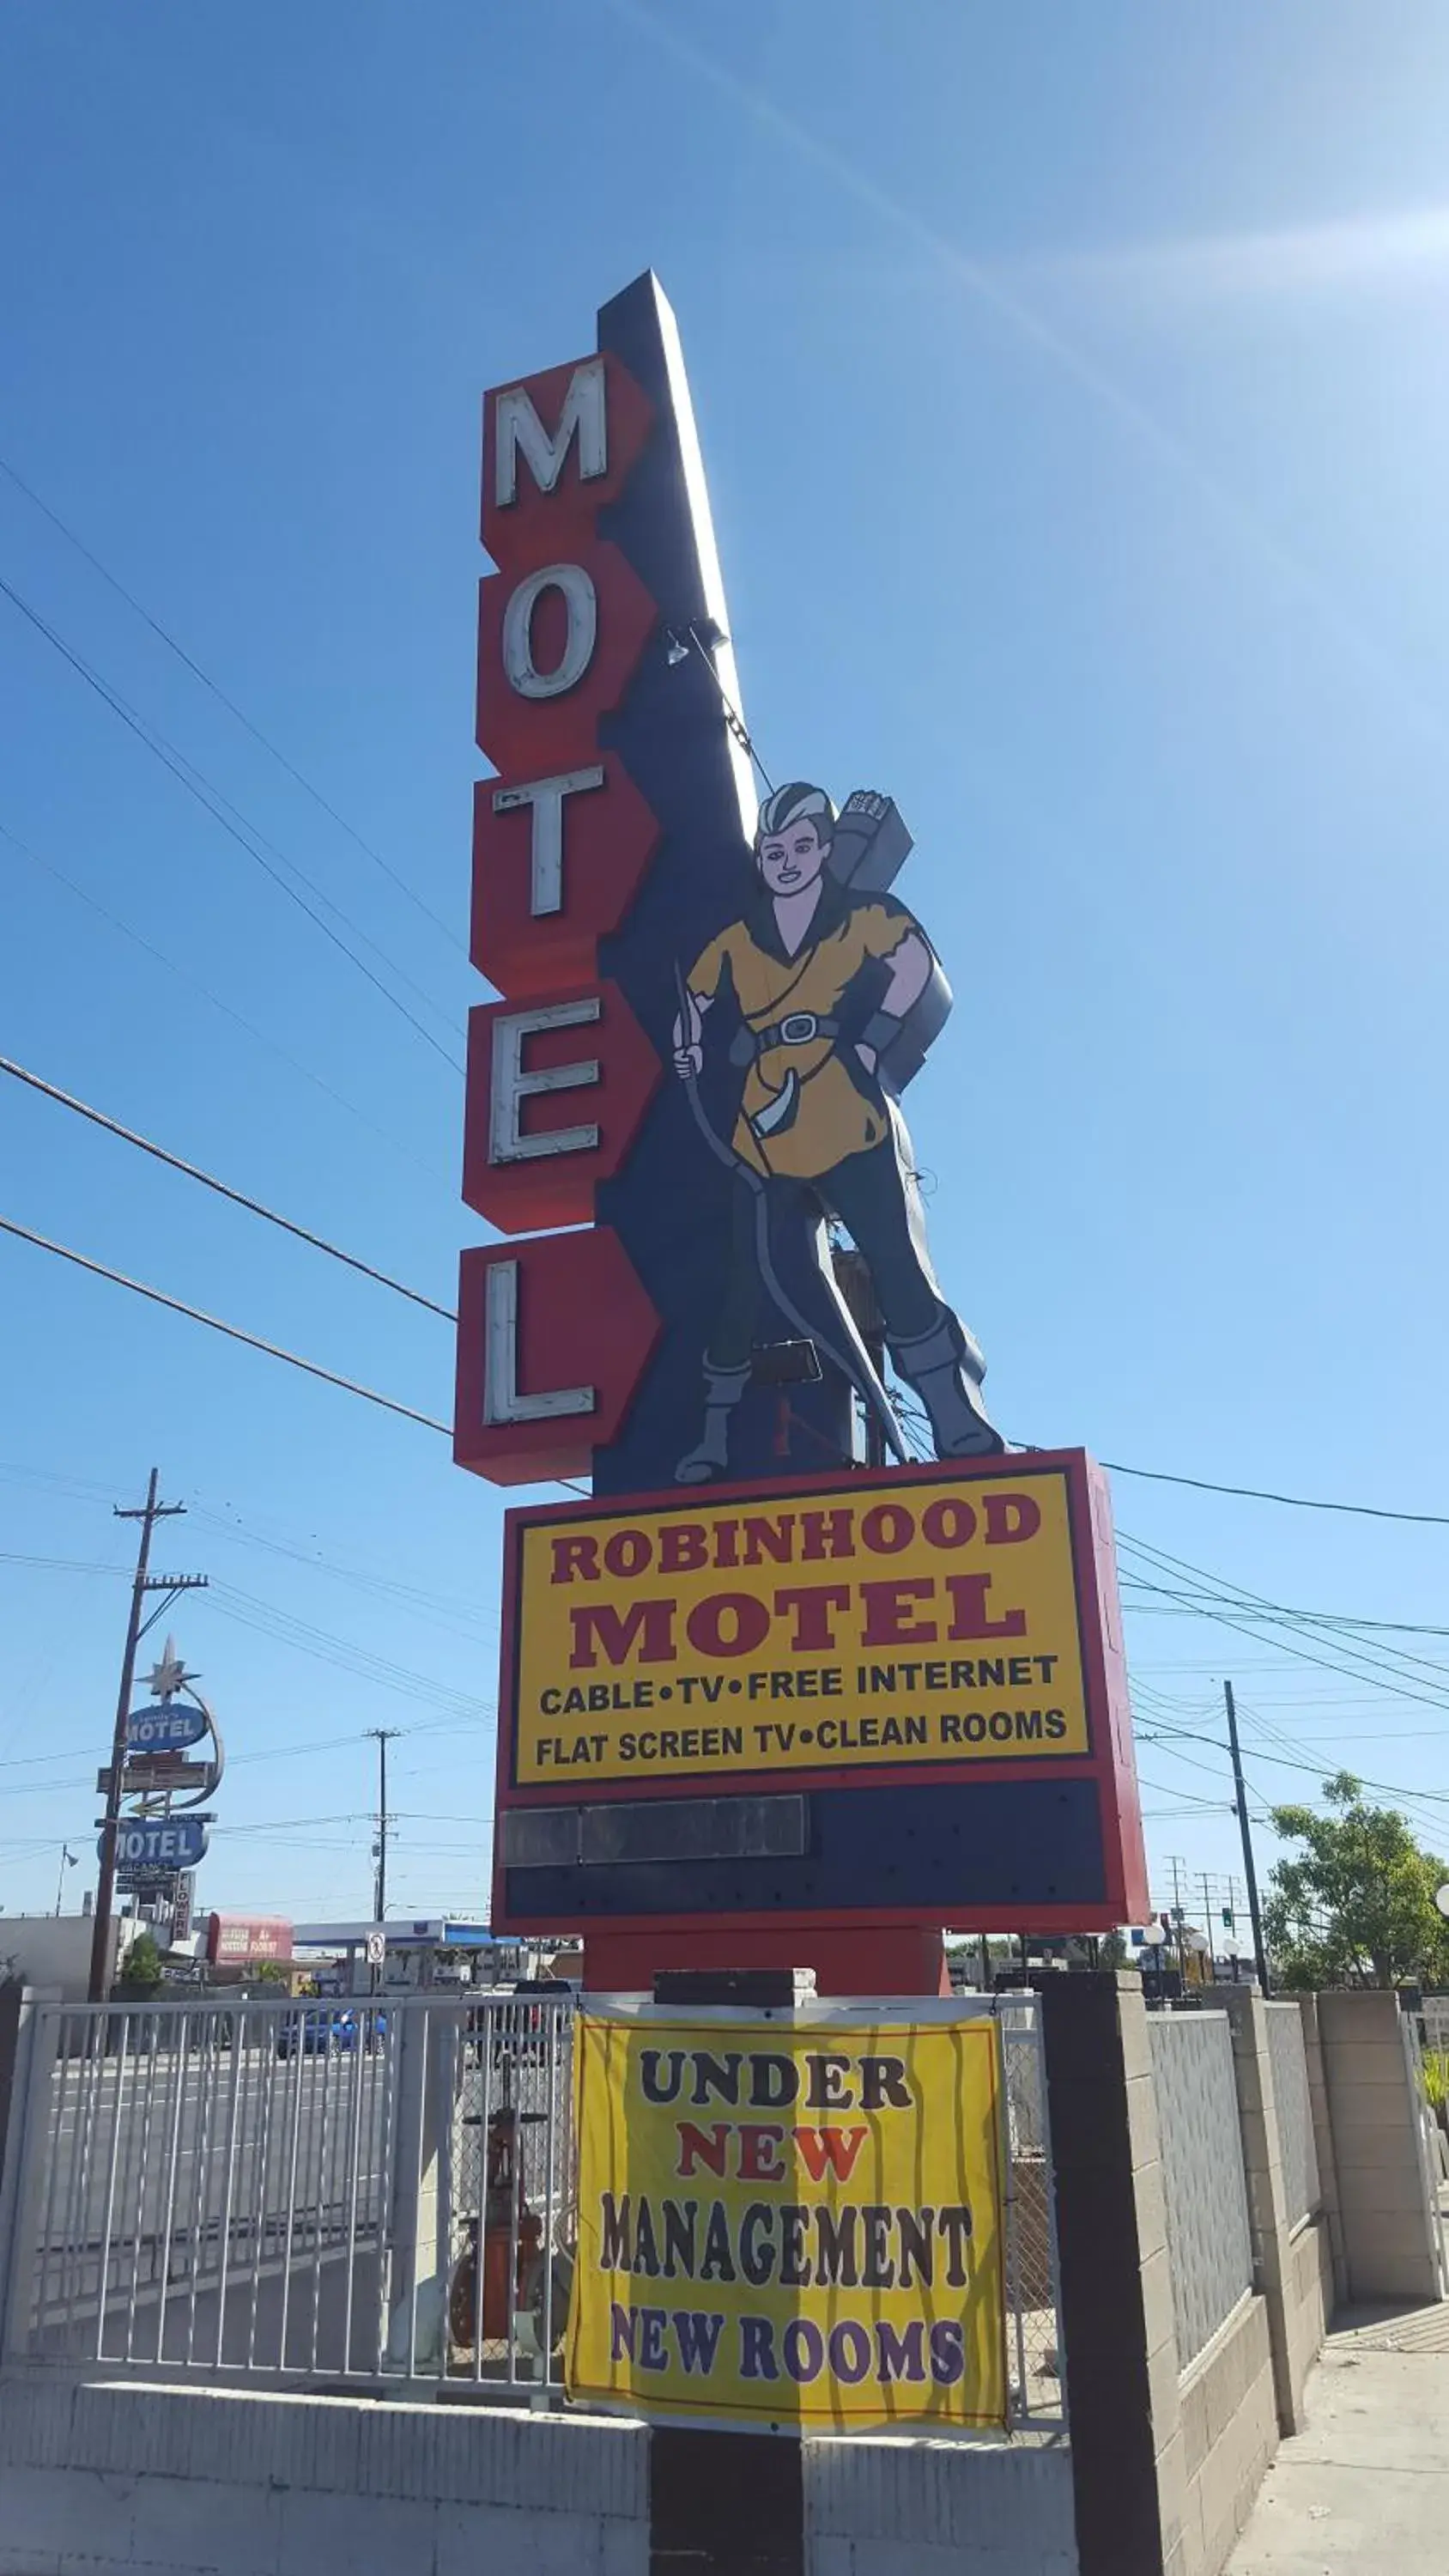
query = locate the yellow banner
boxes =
[566,2011,1008,2430]
[510,1465,1089,1784]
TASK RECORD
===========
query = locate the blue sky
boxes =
[3,1,1449,1936]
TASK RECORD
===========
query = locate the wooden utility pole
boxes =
[368,1728,401,1923]
[1224,1680,1270,1996]
[88,1472,205,2002]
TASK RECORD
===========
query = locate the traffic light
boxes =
[1222,1906,1235,1929]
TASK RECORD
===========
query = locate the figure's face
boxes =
[758,817,827,896]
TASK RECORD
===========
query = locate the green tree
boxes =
[119,1929,163,1993]
[1264,1773,1448,1990]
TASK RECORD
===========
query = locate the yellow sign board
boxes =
[567,2010,1008,2430]
[508,1464,1090,1785]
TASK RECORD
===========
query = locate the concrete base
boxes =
[0,2377,1083,2576]
[805,2437,1076,2573]
[0,2377,648,2576]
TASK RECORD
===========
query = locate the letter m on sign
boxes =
[494,361,608,507]
[482,355,652,566]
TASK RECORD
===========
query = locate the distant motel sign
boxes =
[494,1452,1146,1936]
[104,1817,209,1874]
[126,1704,209,1753]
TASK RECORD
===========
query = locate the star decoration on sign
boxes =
[146,1636,198,1702]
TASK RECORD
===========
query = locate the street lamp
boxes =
[54,1843,77,1917]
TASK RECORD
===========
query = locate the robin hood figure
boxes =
[671,780,1002,1483]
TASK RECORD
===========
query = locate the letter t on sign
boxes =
[491,768,606,917]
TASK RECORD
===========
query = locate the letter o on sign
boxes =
[922,1496,977,1550]
[685,1592,772,1658]
[501,562,597,699]
[828,2320,873,2385]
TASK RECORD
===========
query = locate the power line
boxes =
[0,1551,126,1576]
[1121,1559,1449,1681]
[1139,1718,1449,1830]
[2,817,443,1177]
[0,449,464,951]
[0,573,463,1072]
[1122,1586,1449,1714]
[207,1580,492,1720]
[0,1053,455,1321]
[1103,1454,1449,1530]
[1118,1531,1449,1708]
[0,1213,449,1434]
[1122,1525,1449,1690]
[186,1503,495,1637]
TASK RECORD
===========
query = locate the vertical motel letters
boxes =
[458,355,662,1479]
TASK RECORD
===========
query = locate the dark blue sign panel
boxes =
[591,279,997,1492]
[126,1704,209,1753]
[104,1817,209,1872]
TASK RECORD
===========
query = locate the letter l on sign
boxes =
[484,1262,592,1424]
[454,1230,660,1485]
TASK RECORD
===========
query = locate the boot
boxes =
[890,1314,1003,1459]
[675,1359,752,1485]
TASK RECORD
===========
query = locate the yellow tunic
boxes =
[689,896,915,1179]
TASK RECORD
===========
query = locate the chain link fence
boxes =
[997,1998,1064,2429]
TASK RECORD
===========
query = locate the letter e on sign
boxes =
[462,978,661,1233]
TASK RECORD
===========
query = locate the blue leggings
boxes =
[708,1137,942,1370]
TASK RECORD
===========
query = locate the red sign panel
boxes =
[461,332,667,1482]
[476,537,658,779]
[207,1914,294,1965]
[454,1228,661,1485]
[461,977,660,1234]
[470,753,659,995]
[481,352,652,568]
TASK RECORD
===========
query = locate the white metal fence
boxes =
[1,1990,1063,2433]
[1,1995,574,2396]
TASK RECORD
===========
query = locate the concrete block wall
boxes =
[1176,2295,1276,2576]
[0,2376,648,2576]
[1041,1977,1324,2576]
[1220,1989,1335,2436]
[0,2378,1091,2576]
[1317,1990,1444,2304]
[1040,1973,1189,2576]
[803,2439,1077,2576]
[1295,1996,1347,2301]
[1282,2215,1335,2421]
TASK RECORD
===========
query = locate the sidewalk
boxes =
[1226,2300,1449,2573]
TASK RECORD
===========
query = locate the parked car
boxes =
[276,2007,388,2059]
